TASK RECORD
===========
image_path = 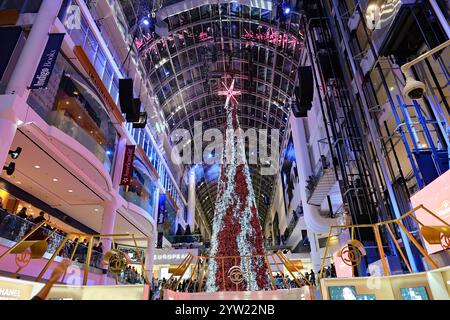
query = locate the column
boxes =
[99,137,126,283]
[1,0,63,173]
[145,187,161,280]
[187,167,196,230]
[145,232,157,280]
[101,137,127,251]
[152,187,161,221]
[6,0,63,96]
[307,230,322,273]
[290,117,325,273]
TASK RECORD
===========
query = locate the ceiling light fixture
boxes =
[34,165,41,169]
[53,178,59,182]
[68,190,73,193]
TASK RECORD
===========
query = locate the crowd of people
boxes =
[119,266,146,284]
[0,206,67,244]
[321,264,337,279]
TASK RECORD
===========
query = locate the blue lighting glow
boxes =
[206,164,221,180]
[142,18,150,26]
[284,7,291,14]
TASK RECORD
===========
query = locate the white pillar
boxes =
[187,167,196,230]
[290,117,324,272]
[307,230,322,273]
[100,198,120,252]
[101,137,127,251]
[1,0,62,174]
[152,187,161,221]
[6,0,63,96]
[145,232,157,279]
[99,137,126,283]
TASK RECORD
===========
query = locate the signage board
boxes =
[120,145,136,186]
[30,33,65,89]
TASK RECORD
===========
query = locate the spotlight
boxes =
[9,147,22,159]
[284,7,291,15]
[141,18,150,27]
[3,163,16,176]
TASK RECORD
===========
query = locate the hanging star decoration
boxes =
[218,79,242,107]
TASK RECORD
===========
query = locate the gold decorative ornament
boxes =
[103,249,130,274]
[421,226,450,250]
[228,266,244,285]
[338,240,366,267]
[15,249,31,269]
[441,233,450,250]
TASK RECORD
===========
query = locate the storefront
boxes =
[152,248,198,280]
[0,179,91,236]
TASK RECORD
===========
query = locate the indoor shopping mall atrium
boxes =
[0,0,449,304]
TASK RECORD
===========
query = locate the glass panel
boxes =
[27,55,118,173]
[120,159,157,216]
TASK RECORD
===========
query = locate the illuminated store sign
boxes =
[0,279,34,300]
[153,249,198,265]
[30,33,65,89]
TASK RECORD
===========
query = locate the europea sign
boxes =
[29,33,65,89]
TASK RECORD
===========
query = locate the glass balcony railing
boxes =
[0,210,66,256]
[119,159,157,216]
[0,209,145,285]
[27,54,118,173]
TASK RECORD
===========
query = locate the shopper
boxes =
[17,207,28,219]
[0,212,16,240]
[33,211,47,224]
[309,270,316,286]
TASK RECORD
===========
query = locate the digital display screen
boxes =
[356,294,376,300]
[328,286,357,300]
[400,287,429,300]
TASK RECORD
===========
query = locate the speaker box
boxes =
[296,66,314,110]
[132,112,148,129]
[291,101,309,118]
[119,78,135,114]
[126,98,141,123]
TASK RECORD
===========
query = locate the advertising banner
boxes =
[120,145,136,186]
[29,33,65,89]
[157,193,166,226]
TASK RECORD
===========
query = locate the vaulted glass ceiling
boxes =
[118,0,306,226]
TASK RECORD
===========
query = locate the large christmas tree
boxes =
[206,80,269,292]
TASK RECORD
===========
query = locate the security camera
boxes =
[9,147,22,160]
[402,68,425,100]
[403,75,426,100]
[3,163,16,176]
